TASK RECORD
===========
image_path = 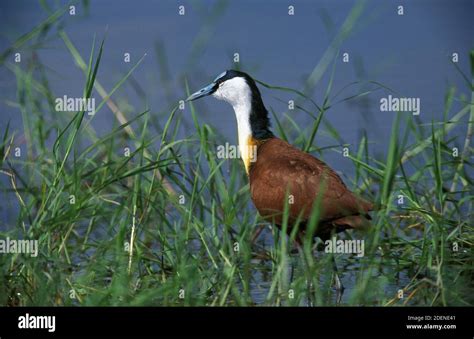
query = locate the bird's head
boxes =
[186,70,273,172]
[186,70,253,107]
[186,70,272,138]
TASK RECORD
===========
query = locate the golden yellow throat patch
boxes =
[240,136,261,173]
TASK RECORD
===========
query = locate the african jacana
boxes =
[187,70,373,292]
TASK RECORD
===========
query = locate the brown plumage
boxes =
[249,137,373,242]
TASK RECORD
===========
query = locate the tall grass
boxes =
[0,1,472,306]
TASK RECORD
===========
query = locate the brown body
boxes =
[249,137,373,241]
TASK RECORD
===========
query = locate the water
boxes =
[1,0,471,140]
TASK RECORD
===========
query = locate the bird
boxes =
[187,70,373,292]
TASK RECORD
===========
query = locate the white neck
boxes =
[212,77,254,172]
[234,101,252,156]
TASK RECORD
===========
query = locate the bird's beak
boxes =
[186,82,217,102]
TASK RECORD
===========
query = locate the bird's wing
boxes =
[250,138,372,225]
